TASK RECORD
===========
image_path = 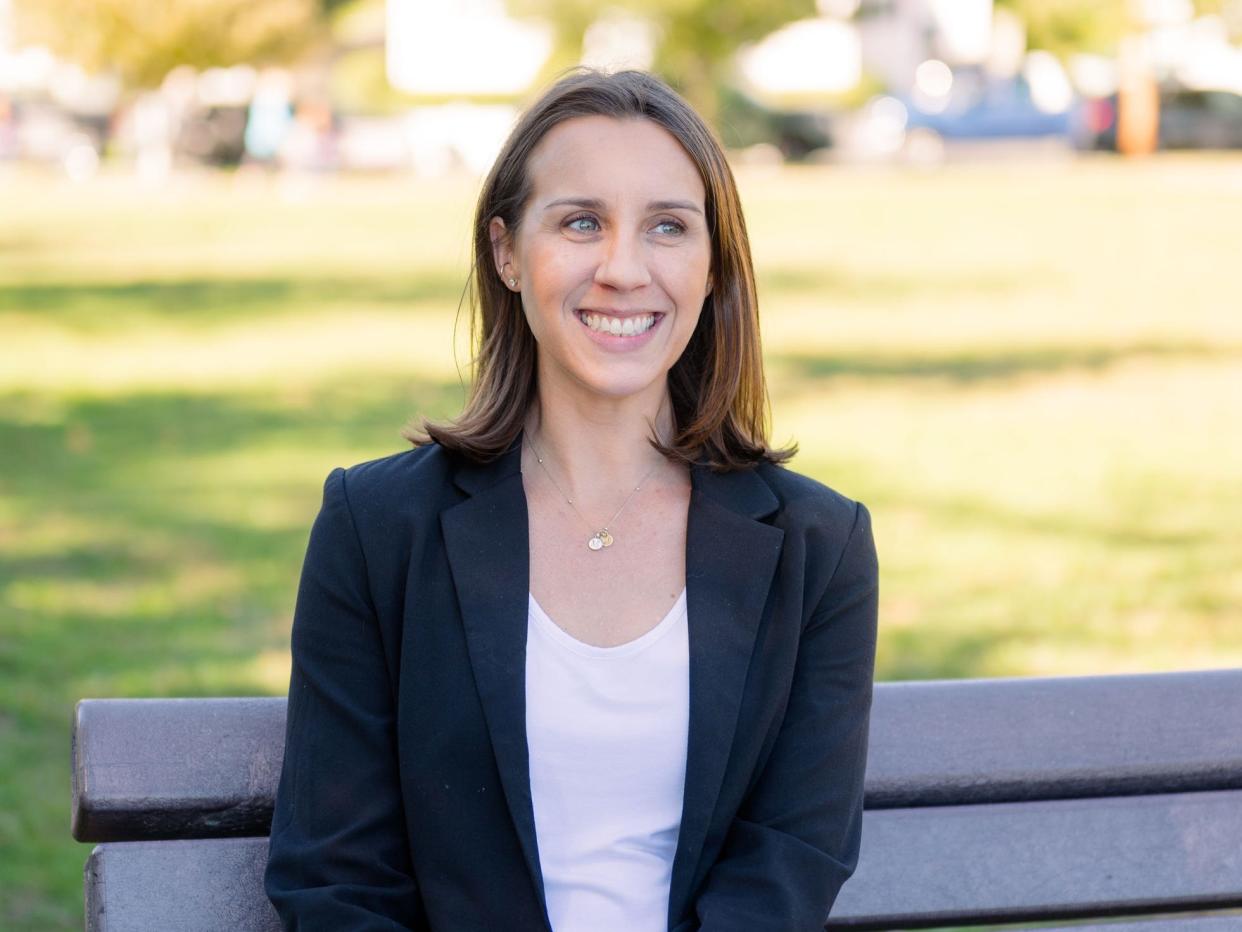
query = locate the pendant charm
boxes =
[588,535,604,551]
[598,529,614,547]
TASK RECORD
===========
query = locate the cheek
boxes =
[526,240,587,292]
[659,250,712,300]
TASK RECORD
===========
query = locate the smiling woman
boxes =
[264,68,879,932]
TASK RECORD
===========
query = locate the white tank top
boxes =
[525,586,690,932]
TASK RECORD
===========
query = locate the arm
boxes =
[265,467,429,931]
[682,501,879,932]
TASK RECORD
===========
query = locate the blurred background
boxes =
[2,0,1241,927]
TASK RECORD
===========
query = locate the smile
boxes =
[576,310,664,337]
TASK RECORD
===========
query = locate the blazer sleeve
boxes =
[680,500,879,932]
[265,467,429,931]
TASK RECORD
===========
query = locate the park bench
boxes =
[72,668,1242,931]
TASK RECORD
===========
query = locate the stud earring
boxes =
[508,277,517,287]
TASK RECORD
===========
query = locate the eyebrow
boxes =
[541,196,703,215]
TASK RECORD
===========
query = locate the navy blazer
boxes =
[264,428,878,932]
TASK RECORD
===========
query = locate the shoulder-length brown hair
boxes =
[401,66,796,471]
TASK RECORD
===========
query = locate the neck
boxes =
[522,382,683,508]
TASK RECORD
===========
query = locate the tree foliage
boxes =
[995,0,1234,58]
[993,0,1130,58]
[509,0,817,122]
[15,0,324,89]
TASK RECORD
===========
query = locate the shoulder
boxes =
[756,460,878,613]
[756,460,876,590]
[328,442,457,529]
[755,460,867,539]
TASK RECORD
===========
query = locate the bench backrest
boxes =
[73,669,1242,930]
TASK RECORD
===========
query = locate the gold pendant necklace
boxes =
[525,434,658,552]
[587,529,614,551]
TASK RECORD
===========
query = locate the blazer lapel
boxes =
[439,432,549,921]
[666,459,784,924]
[440,429,785,930]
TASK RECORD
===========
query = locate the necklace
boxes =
[524,432,661,552]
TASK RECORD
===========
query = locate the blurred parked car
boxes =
[1078,87,1242,151]
[903,72,1073,142]
[716,86,836,162]
[909,80,1073,140]
[837,67,1076,164]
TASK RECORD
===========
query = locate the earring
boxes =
[508,277,517,287]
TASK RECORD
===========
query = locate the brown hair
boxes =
[401,66,796,471]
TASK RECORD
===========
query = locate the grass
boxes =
[2,154,1241,928]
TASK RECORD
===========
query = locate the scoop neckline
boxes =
[528,586,687,659]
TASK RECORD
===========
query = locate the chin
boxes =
[578,372,666,401]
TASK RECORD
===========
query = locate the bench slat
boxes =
[86,837,280,932]
[72,697,285,843]
[1050,918,1242,931]
[867,668,1242,808]
[85,790,1242,931]
[72,669,1242,842]
[828,789,1242,929]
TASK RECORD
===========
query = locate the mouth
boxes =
[575,309,666,339]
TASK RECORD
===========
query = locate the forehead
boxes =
[525,115,705,208]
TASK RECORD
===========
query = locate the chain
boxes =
[524,432,660,551]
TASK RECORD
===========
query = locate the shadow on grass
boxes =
[0,370,472,704]
[0,273,474,331]
[772,340,1232,388]
[0,377,467,490]
[0,371,473,926]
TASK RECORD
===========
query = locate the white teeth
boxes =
[581,312,657,336]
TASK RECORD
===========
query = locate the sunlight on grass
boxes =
[0,308,474,392]
[7,561,246,619]
[251,648,295,695]
[777,353,1242,677]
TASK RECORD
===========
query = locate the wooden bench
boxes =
[72,668,1242,930]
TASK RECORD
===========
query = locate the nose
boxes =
[593,232,652,291]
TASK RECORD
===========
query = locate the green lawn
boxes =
[2,155,1241,928]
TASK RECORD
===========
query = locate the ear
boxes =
[489,217,515,285]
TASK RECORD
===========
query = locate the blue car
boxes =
[898,70,1074,142]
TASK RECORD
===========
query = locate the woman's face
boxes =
[491,115,713,406]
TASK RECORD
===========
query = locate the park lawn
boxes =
[2,155,1241,928]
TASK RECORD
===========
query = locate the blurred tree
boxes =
[509,0,601,82]
[15,0,324,89]
[510,0,818,123]
[996,0,1232,58]
[993,0,1129,58]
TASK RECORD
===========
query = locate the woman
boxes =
[265,67,878,932]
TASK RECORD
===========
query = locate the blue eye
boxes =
[565,214,599,233]
[563,214,685,236]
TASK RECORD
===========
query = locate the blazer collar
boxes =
[439,428,785,929]
[447,427,780,519]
